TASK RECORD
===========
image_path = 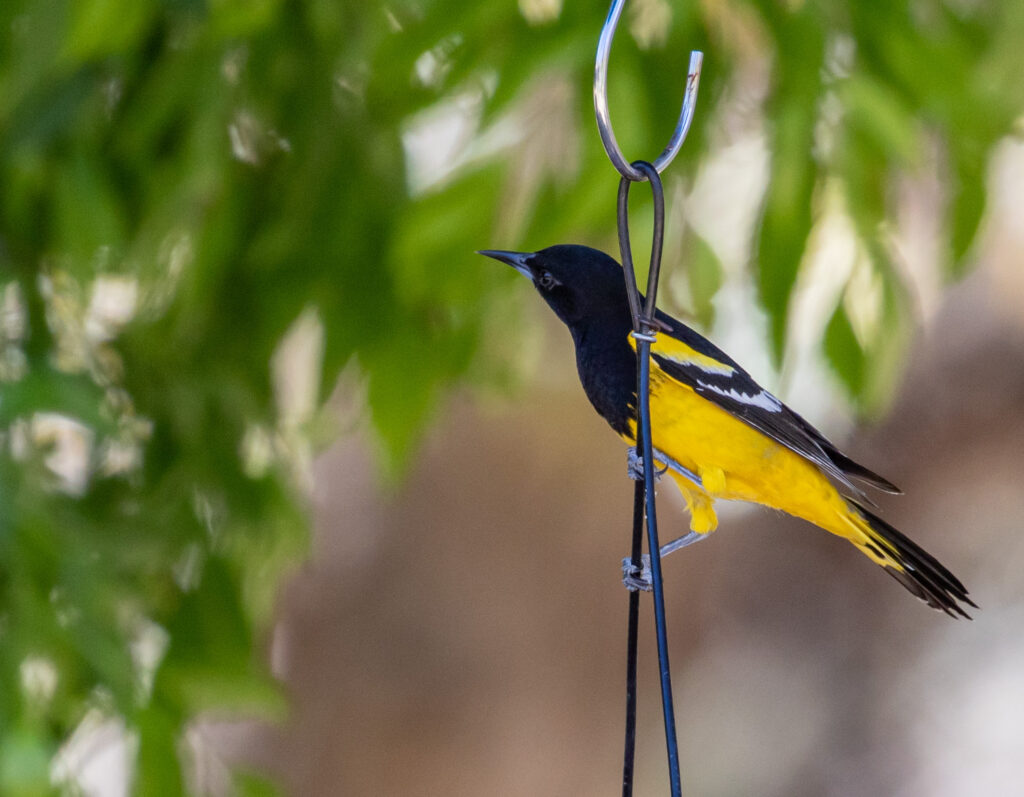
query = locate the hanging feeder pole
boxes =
[593,3,703,795]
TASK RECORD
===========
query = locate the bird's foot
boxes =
[627,447,668,482]
[621,531,711,591]
[622,556,653,592]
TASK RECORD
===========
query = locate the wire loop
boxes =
[594,0,704,181]
[617,160,665,332]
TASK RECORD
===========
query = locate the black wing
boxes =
[648,310,900,501]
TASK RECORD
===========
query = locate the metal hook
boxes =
[593,0,704,181]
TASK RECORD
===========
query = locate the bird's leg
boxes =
[623,447,710,589]
[622,532,711,591]
[658,529,709,557]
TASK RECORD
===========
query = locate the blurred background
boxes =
[1,1,1023,795]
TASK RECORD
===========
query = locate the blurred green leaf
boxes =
[0,367,110,430]
[157,556,283,717]
[365,320,472,478]
[949,146,987,271]
[136,706,185,797]
[52,154,128,269]
[0,729,52,797]
[756,4,824,362]
[64,0,156,63]
[862,270,913,414]
[208,0,284,39]
[824,301,866,402]
[756,104,817,362]
[839,74,920,167]
[684,232,722,329]
[390,166,503,309]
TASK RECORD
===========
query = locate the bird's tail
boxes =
[844,501,975,618]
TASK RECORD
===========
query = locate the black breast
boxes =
[571,324,636,438]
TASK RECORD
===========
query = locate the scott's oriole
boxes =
[480,244,973,617]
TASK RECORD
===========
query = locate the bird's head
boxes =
[477,244,627,328]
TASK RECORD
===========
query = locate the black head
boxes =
[477,244,628,329]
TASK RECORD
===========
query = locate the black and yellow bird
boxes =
[480,244,974,617]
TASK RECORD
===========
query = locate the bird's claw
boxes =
[627,447,668,482]
[622,530,712,590]
[622,555,653,592]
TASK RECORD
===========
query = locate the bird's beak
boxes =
[477,249,534,281]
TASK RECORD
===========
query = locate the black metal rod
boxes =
[640,165,665,321]
[637,337,681,797]
[617,160,681,797]
[622,480,645,797]
[617,185,643,331]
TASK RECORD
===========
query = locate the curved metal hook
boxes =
[594,0,703,181]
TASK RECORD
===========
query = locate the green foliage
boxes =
[824,303,865,400]
[0,0,1020,792]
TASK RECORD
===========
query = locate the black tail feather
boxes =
[852,501,975,619]
[828,448,903,494]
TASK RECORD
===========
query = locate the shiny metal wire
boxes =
[593,0,704,181]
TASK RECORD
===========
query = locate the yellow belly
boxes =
[636,373,851,537]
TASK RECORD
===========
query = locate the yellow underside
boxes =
[627,368,898,569]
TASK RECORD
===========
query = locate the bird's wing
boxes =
[635,315,899,499]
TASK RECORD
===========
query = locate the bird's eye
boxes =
[536,270,561,290]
